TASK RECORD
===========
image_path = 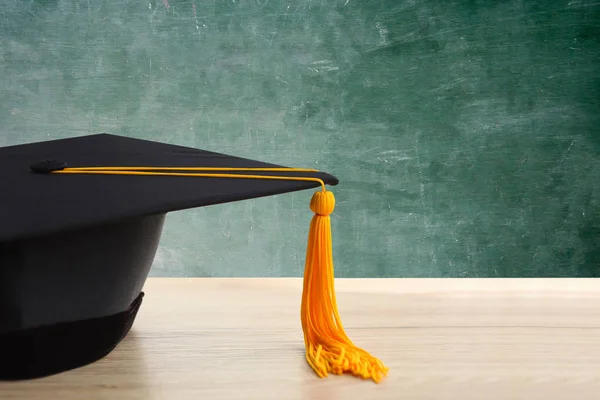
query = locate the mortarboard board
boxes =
[0,133,387,382]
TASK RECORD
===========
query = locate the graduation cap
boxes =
[0,133,387,382]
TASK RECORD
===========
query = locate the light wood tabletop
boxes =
[1,278,599,399]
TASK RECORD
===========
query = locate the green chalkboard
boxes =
[1,0,599,277]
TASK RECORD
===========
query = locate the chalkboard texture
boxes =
[1,0,599,277]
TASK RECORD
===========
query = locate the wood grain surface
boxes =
[1,278,600,399]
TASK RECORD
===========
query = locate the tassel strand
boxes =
[50,166,388,382]
[301,190,388,383]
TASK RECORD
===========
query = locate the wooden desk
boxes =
[1,278,599,399]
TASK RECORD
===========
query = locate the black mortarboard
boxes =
[0,133,387,383]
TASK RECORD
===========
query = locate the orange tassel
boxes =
[52,165,387,382]
[301,190,388,383]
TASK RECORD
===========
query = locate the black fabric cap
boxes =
[0,133,339,380]
[0,133,338,242]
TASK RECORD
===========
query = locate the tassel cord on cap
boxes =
[53,167,328,192]
[51,165,388,383]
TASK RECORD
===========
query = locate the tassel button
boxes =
[310,191,335,216]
